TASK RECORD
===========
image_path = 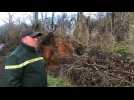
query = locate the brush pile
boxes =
[64,47,134,87]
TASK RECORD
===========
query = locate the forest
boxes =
[0,12,134,87]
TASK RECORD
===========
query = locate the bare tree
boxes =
[51,12,54,30]
[33,12,40,31]
[8,12,14,24]
[128,12,134,54]
[40,12,44,22]
[111,12,129,41]
[33,12,38,24]
[73,12,90,47]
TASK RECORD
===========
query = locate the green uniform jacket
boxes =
[4,42,47,87]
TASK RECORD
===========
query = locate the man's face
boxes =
[22,35,41,48]
[31,36,40,47]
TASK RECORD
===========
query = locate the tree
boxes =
[8,13,14,24]
[32,12,41,31]
[111,12,129,41]
[128,12,134,54]
[73,12,90,47]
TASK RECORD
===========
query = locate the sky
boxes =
[0,12,32,25]
[0,12,98,26]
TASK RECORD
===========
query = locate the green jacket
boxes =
[4,42,47,87]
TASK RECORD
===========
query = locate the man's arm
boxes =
[4,55,23,87]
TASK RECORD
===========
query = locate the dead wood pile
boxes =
[64,47,134,87]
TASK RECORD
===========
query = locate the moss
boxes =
[48,74,72,87]
[112,41,129,56]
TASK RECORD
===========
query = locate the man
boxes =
[4,30,47,87]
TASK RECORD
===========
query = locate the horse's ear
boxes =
[41,32,55,45]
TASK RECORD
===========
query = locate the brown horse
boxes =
[39,33,74,73]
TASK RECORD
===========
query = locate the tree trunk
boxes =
[128,12,134,54]
[73,12,89,47]
[33,12,40,31]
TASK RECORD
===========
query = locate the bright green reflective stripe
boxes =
[5,57,44,69]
